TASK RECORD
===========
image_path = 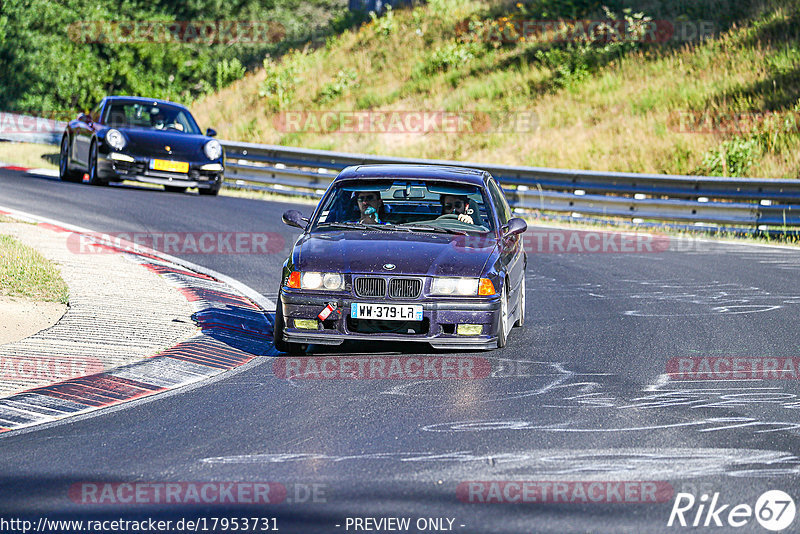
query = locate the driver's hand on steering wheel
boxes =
[457,213,473,224]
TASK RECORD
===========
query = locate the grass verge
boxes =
[0,234,69,304]
[0,141,58,170]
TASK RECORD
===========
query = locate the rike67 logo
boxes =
[668,490,795,531]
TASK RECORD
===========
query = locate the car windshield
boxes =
[311,179,494,233]
[104,102,202,134]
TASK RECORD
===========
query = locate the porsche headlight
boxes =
[106,129,125,150]
[300,272,344,291]
[431,277,479,296]
[204,139,222,160]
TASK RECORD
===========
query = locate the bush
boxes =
[415,41,483,78]
[699,137,761,176]
[369,5,396,38]
[215,58,246,91]
[316,69,360,103]
[258,58,299,111]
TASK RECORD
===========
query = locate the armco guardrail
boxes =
[3,111,798,226]
[221,140,800,226]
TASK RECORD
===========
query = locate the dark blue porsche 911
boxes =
[274,164,527,353]
[59,96,224,195]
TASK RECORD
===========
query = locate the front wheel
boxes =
[496,282,509,348]
[86,141,106,186]
[198,180,222,196]
[59,135,81,182]
[164,185,187,193]
[273,296,308,355]
[514,275,525,327]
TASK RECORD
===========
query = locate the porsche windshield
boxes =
[104,102,202,134]
[312,180,494,233]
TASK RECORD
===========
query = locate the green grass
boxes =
[0,234,69,304]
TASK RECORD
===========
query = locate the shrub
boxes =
[699,137,760,176]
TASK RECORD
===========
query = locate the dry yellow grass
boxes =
[0,234,69,304]
[192,0,800,178]
[0,142,58,170]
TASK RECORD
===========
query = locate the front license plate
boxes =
[150,159,189,173]
[351,303,423,321]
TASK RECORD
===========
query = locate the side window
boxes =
[91,103,103,123]
[488,178,511,225]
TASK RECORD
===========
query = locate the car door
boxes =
[487,176,524,306]
[72,102,103,166]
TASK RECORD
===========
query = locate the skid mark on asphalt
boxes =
[199,447,800,480]
[535,278,800,316]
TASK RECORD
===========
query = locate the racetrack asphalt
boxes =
[2,168,800,533]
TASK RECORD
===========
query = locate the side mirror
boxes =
[282,210,308,229]
[206,128,217,137]
[503,217,527,237]
[78,113,92,124]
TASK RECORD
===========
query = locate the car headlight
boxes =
[299,272,345,291]
[106,129,125,150]
[431,277,479,296]
[204,139,222,160]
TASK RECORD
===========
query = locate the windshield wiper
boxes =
[396,224,469,236]
[317,222,379,231]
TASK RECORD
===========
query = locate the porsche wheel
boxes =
[164,186,187,193]
[198,183,221,196]
[59,135,81,182]
[86,141,106,186]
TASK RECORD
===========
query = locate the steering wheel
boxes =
[436,213,461,220]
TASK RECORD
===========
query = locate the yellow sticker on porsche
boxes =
[151,159,189,173]
[351,303,423,321]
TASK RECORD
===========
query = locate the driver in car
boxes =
[440,194,475,224]
[151,111,166,130]
[354,191,386,224]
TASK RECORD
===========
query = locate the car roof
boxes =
[335,164,488,186]
[104,96,190,111]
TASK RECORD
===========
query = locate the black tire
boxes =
[86,141,106,186]
[198,183,221,196]
[514,275,525,327]
[164,185,187,193]
[273,296,308,355]
[59,135,81,182]
[496,282,509,348]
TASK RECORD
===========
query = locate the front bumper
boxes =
[280,290,501,350]
[99,154,223,189]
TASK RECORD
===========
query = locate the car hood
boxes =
[116,128,210,159]
[294,230,497,277]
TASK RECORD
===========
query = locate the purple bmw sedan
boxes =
[274,164,527,353]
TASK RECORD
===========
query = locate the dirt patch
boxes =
[0,296,66,345]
